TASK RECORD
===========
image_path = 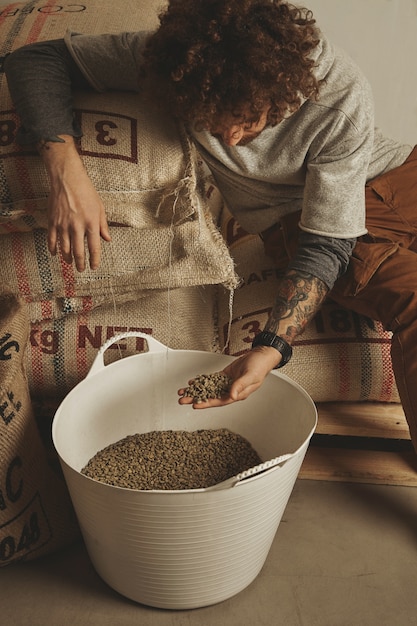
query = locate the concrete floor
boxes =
[2,477,417,626]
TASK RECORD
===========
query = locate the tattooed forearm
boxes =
[264,269,329,342]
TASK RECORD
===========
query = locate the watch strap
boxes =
[251,330,293,369]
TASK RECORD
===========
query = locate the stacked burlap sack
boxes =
[0,289,80,566]
[0,0,238,401]
[0,0,238,563]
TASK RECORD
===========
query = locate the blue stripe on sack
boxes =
[52,316,67,395]
[0,161,13,210]
[22,214,39,230]
[0,0,39,55]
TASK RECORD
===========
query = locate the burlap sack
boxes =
[0,176,225,323]
[0,210,237,317]
[0,291,79,566]
[26,284,219,399]
[218,207,400,404]
[0,0,238,310]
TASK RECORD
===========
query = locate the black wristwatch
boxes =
[252,330,293,369]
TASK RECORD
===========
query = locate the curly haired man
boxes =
[5,0,417,450]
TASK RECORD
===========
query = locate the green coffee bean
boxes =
[81,428,261,490]
[182,372,232,403]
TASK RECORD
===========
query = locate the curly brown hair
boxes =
[142,0,322,129]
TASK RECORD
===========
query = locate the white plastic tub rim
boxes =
[52,331,317,609]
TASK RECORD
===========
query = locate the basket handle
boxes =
[205,452,295,491]
[87,331,168,378]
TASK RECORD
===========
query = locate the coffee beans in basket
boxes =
[181,372,232,403]
[81,428,262,490]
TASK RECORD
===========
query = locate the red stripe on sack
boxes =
[13,154,45,302]
[337,343,350,398]
[76,311,89,381]
[81,295,94,313]
[10,232,31,298]
[25,0,60,44]
[13,156,41,223]
[41,299,53,321]
[13,157,51,300]
[13,156,31,197]
[59,253,76,298]
[380,340,396,402]
[0,223,22,234]
[0,3,20,26]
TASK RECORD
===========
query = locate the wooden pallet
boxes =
[299,402,417,486]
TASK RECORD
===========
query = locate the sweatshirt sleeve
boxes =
[4,38,89,144]
[64,30,149,92]
[288,231,356,290]
[4,31,148,145]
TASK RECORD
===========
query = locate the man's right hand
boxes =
[40,135,111,272]
[178,344,282,409]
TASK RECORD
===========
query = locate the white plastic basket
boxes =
[52,332,317,609]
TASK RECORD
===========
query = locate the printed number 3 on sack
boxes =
[75,109,138,163]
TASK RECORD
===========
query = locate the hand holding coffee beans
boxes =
[179,371,232,404]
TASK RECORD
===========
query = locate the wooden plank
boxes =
[299,446,417,486]
[315,402,410,440]
[300,402,416,486]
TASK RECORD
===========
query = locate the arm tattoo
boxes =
[264,269,328,343]
[36,136,67,153]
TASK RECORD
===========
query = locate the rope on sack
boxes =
[108,281,124,362]
[165,181,184,349]
[222,288,235,354]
